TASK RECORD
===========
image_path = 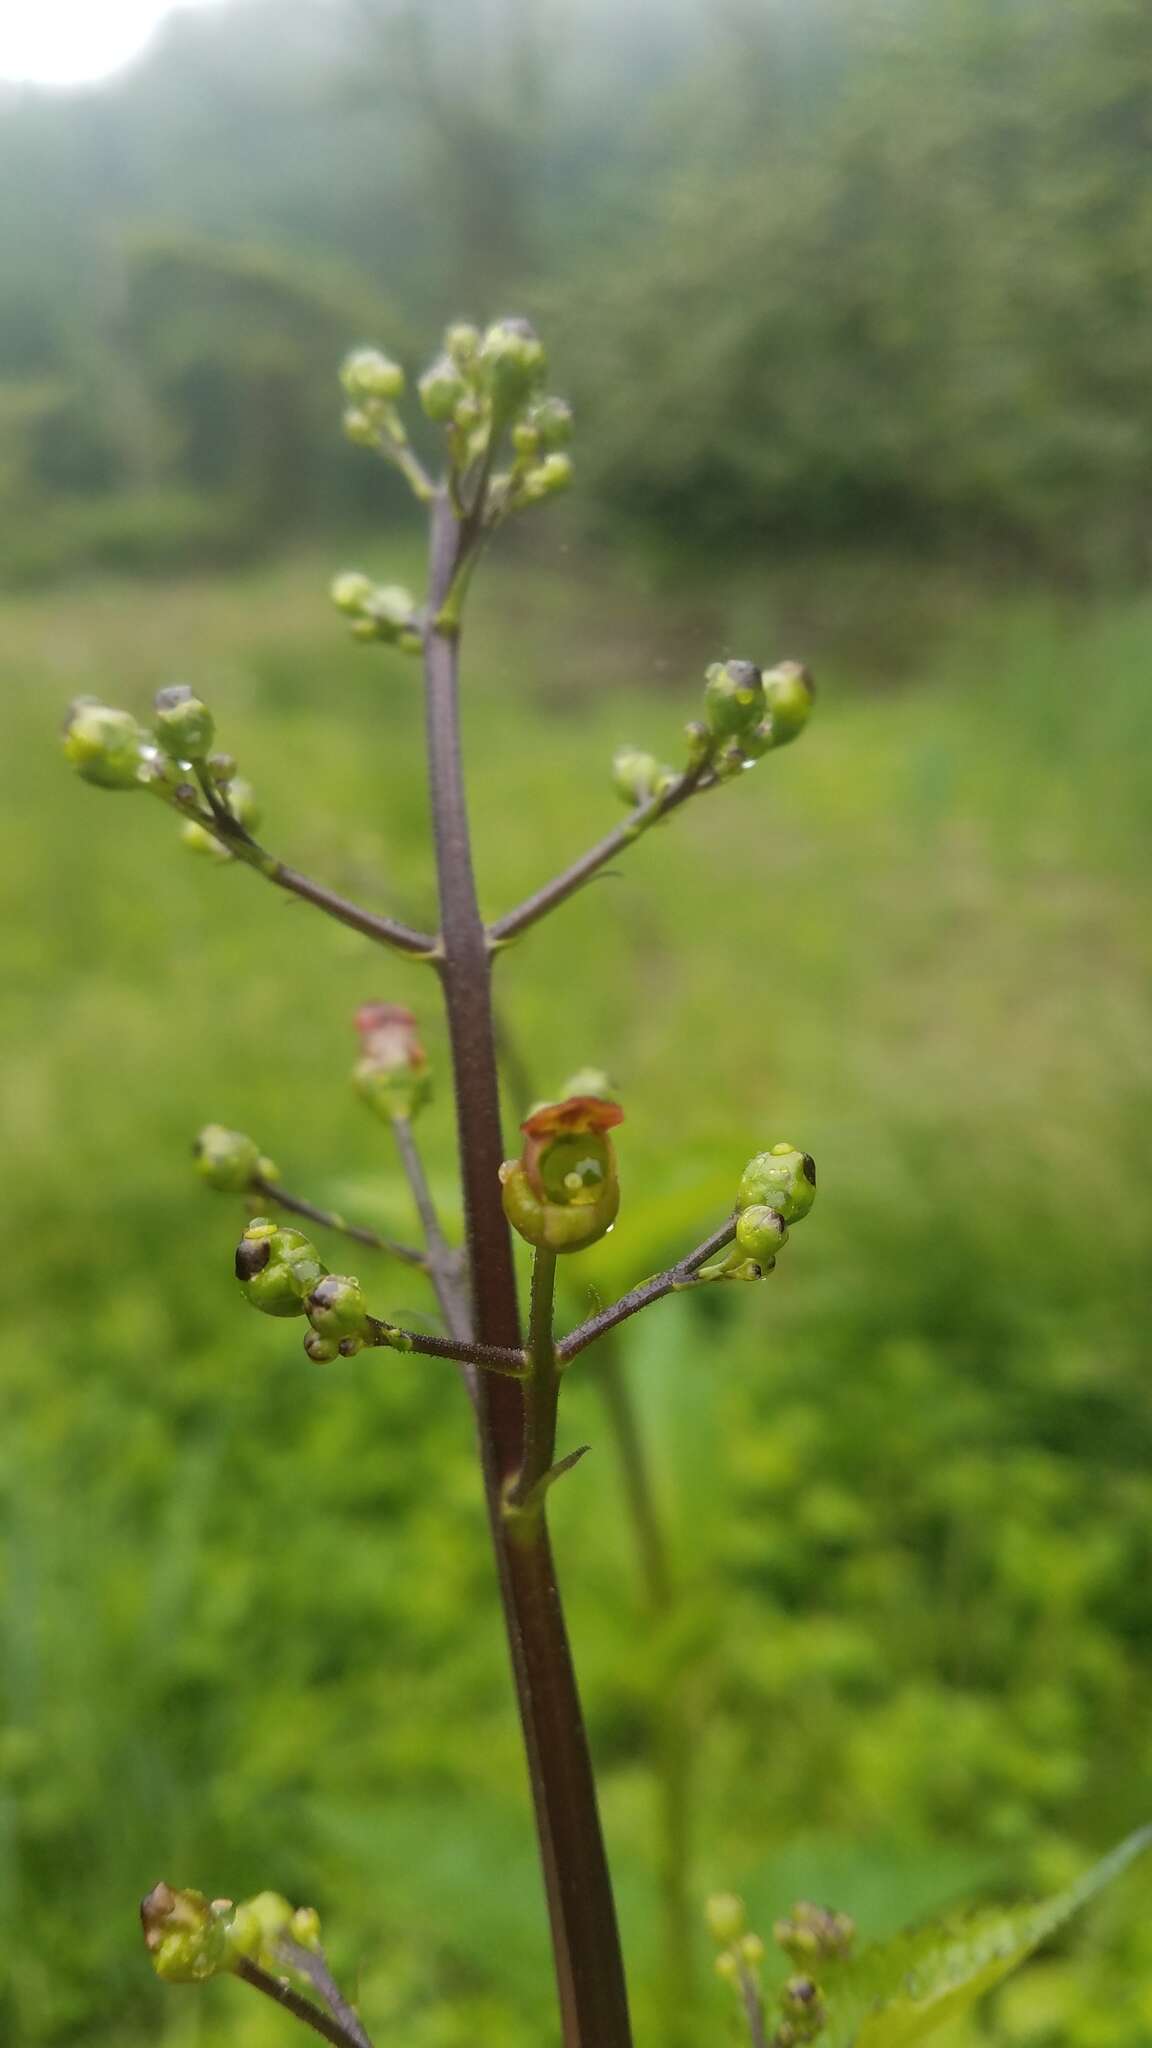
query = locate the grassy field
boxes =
[3,536,1152,2047]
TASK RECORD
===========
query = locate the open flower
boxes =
[500,1095,624,1253]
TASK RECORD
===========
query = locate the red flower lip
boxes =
[521,1095,625,1139]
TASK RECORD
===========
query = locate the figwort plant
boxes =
[65,321,1147,2048]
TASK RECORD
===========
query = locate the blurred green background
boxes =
[3,1,1152,2044]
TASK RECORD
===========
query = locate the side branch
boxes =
[168,793,437,957]
[488,767,714,945]
[557,1219,737,1366]
[235,1957,370,2048]
[252,1177,426,1267]
[367,1318,528,1378]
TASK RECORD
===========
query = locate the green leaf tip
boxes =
[818,1825,1152,2048]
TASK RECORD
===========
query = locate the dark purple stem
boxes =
[558,1219,737,1365]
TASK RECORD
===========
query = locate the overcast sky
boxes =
[0,0,223,85]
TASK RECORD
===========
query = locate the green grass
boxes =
[3,540,1152,2046]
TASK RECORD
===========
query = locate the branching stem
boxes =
[558,1219,737,1366]
[389,1113,471,1338]
[366,1317,528,1377]
[505,1245,561,1512]
[234,1956,372,2048]
[251,1176,425,1267]
[489,765,715,946]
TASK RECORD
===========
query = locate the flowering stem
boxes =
[421,483,632,2048]
[366,1318,528,1377]
[234,1956,371,2048]
[558,1219,737,1366]
[250,1176,425,1267]
[488,766,715,946]
[272,1938,375,2048]
[164,793,436,956]
[389,1113,471,1339]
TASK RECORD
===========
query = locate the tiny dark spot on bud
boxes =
[338,1336,358,1356]
[235,1238,271,1281]
[802,1154,817,1185]
[727,659,760,689]
[310,1277,338,1308]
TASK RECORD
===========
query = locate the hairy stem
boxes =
[366,1318,527,1376]
[251,1176,425,1267]
[234,1957,371,2048]
[421,484,632,2048]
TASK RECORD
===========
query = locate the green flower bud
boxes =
[62,699,146,791]
[529,396,574,449]
[684,719,713,772]
[479,317,547,411]
[306,1274,372,1345]
[512,419,541,458]
[330,569,376,615]
[343,406,381,448]
[194,1123,277,1193]
[712,738,748,782]
[304,1329,340,1363]
[235,1219,326,1319]
[703,659,765,740]
[760,661,815,748]
[453,391,485,435]
[741,1933,766,1967]
[181,819,232,861]
[140,1884,234,1984]
[445,322,481,368]
[705,1893,747,1947]
[227,776,261,831]
[735,1205,789,1267]
[354,1003,432,1121]
[520,452,573,502]
[738,1144,817,1224]
[153,684,215,760]
[364,584,418,637]
[612,747,663,806]
[419,352,468,422]
[340,347,405,401]
[291,1906,322,1950]
[206,751,237,786]
[501,1096,623,1253]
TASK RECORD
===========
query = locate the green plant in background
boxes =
[62,320,1147,2048]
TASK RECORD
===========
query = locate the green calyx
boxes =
[195,1123,277,1194]
[773,1900,855,1966]
[738,1143,817,1223]
[235,1219,326,1319]
[703,658,766,741]
[62,699,146,791]
[354,1059,432,1120]
[331,571,419,649]
[153,684,215,760]
[501,1159,620,1252]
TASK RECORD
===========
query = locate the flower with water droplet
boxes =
[501,1095,623,1253]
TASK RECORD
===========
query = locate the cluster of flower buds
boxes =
[698,1143,818,1284]
[774,1973,829,2046]
[773,1900,856,1967]
[233,1218,408,1364]
[612,658,813,815]
[329,569,421,651]
[500,1094,623,1253]
[352,1003,432,1122]
[706,1894,770,2006]
[419,317,573,507]
[195,1123,278,1193]
[340,345,407,451]
[141,1881,321,1986]
[61,684,260,862]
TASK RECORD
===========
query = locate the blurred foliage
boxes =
[1,0,1150,580]
[4,542,1152,2042]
